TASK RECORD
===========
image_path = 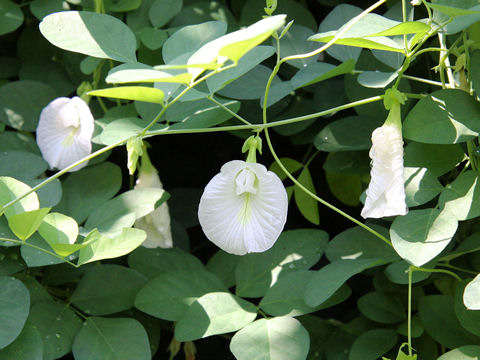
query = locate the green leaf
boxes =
[0,0,23,36]
[206,250,241,288]
[77,228,147,265]
[72,317,150,360]
[357,291,406,324]
[349,329,398,360]
[325,225,398,263]
[0,323,43,360]
[175,292,257,341]
[318,4,362,62]
[429,3,480,34]
[0,276,30,349]
[106,63,192,84]
[40,11,137,62]
[38,212,82,257]
[0,177,39,219]
[314,115,382,152]
[304,259,379,307]
[438,171,480,221]
[166,97,240,130]
[269,157,303,181]
[0,151,48,179]
[54,162,122,224]
[357,71,398,88]
[235,229,329,298]
[187,15,286,79]
[276,25,318,69]
[207,46,275,94]
[89,86,164,104]
[291,60,355,89]
[294,168,319,225]
[404,167,443,207]
[20,234,66,267]
[418,295,480,349]
[0,80,56,131]
[326,172,364,207]
[84,188,168,237]
[390,208,458,266]
[472,50,480,97]
[230,316,310,360]
[139,27,167,50]
[28,300,82,360]
[260,271,351,317]
[148,0,182,27]
[99,118,164,146]
[8,208,50,241]
[134,269,226,321]
[323,151,370,174]
[403,89,480,144]
[404,143,465,176]
[0,131,40,154]
[437,345,480,360]
[463,273,480,310]
[128,246,205,279]
[105,0,140,12]
[162,21,227,64]
[454,280,480,337]
[384,260,432,285]
[71,264,147,316]
[25,179,62,209]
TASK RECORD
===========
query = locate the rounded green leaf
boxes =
[235,229,328,298]
[455,280,480,336]
[20,234,67,267]
[390,208,458,266]
[71,264,147,316]
[30,0,68,20]
[437,345,480,360]
[325,225,397,263]
[294,168,319,225]
[175,292,257,341]
[135,269,226,321]
[28,300,82,359]
[438,171,480,221]
[206,250,240,288]
[8,208,50,241]
[0,277,30,349]
[230,316,309,360]
[40,11,137,62]
[38,212,78,256]
[148,0,182,27]
[404,167,443,207]
[72,317,150,360]
[0,177,39,219]
[348,329,398,360]
[0,80,56,131]
[384,260,432,285]
[0,151,48,179]
[404,143,465,176]
[403,89,480,144]
[54,162,122,224]
[260,271,351,317]
[0,0,23,36]
[357,291,406,324]
[304,259,379,307]
[464,273,480,310]
[276,25,317,69]
[0,323,43,360]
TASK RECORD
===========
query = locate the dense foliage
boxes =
[1,0,480,359]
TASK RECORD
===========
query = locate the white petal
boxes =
[198,160,288,255]
[134,167,173,248]
[361,124,408,218]
[36,97,94,172]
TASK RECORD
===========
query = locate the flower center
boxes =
[235,168,258,196]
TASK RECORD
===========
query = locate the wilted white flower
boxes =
[36,97,94,172]
[134,153,173,249]
[361,123,408,218]
[198,160,288,255]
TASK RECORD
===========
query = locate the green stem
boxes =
[438,263,478,275]
[402,0,408,52]
[1,237,78,268]
[411,265,462,281]
[402,74,444,87]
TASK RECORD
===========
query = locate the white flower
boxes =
[198,160,288,255]
[36,97,94,172]
[134,161,173,249]
[361,124,408,219]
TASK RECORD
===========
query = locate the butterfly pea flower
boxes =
[134,148,173,249]
[36,96,94,172]
[198,159,288,256]
[361,89,408,219]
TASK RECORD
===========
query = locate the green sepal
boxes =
[383,88,407,110]
[242,135,262,163]
[127,137,144,175]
